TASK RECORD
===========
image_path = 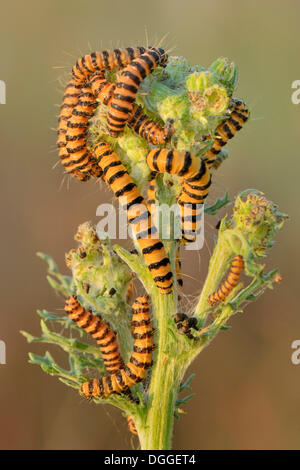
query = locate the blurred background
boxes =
[0,0,299,450]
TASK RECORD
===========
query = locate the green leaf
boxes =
[176,393,196,405]
[205,192,230,215]
[179,373,195,392]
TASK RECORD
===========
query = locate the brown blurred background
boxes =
[0,0,299,450]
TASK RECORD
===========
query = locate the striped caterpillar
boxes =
[204,99,249,168]
[127,416,138,435]
[72,47,148,86]
[57,80,91,181]
[107,47,168,137]
[64,296,123,372]
[64,86,102,180]
[208,255,244,306]
[80,296,154,398]
[146,149,211,243]
[94,141,173,294]
[90,71,173,145]
[147,176,183,291]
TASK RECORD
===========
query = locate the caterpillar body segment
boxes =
[204,99,249,168]
[94,142,173,294]
[64,86,99,178]
[64,296,123,372]
[80,296,154,399]
[125,296,154,386]
[72,47,147,86]
[208,255,244,306]
[127,104,174,145]
[127,416,138,435]
[80,371,131,399]
[146,149,211,243]
[57,80,81,149]
[107,48,168,137]
[57,80,91,181]
[89,70,116,105]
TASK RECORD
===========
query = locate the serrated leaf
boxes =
[205,192,230,216]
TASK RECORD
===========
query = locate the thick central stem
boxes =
[139,293,184,450]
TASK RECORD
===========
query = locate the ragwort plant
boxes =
[22,54,287,450]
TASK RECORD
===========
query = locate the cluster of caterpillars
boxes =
[57,46,249,298]
[65,295,153,435]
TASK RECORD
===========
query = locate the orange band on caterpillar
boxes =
[146,149,211,243]
[94,142,173,294]
[107,48,168,137]
[208,255,244,306]
[204,99,249,168]
[64,296,123,372]
[80,296,154,398]
[127,416,138,435]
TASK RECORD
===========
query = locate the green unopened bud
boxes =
[209,57,238,94]
[233,191,288,257]
[118,130,150,189]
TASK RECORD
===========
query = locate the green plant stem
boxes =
[141,293,178,450]
[194,235,232,321]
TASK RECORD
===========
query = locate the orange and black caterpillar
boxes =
[80,296,154,398]
[208,255,244,306]
[57,80,89,181]
[127,416,137,435]
[64,85,102,180]
[94,141,173,294]
[147,176,182,291]
[127,104,173,145]
[64,296,123,372]
[204,99,249,168]
[89,71,173,145]
[107,48,168,137]
[174,313,198,339]
[72,47,147,86]
[146,149,211,243]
